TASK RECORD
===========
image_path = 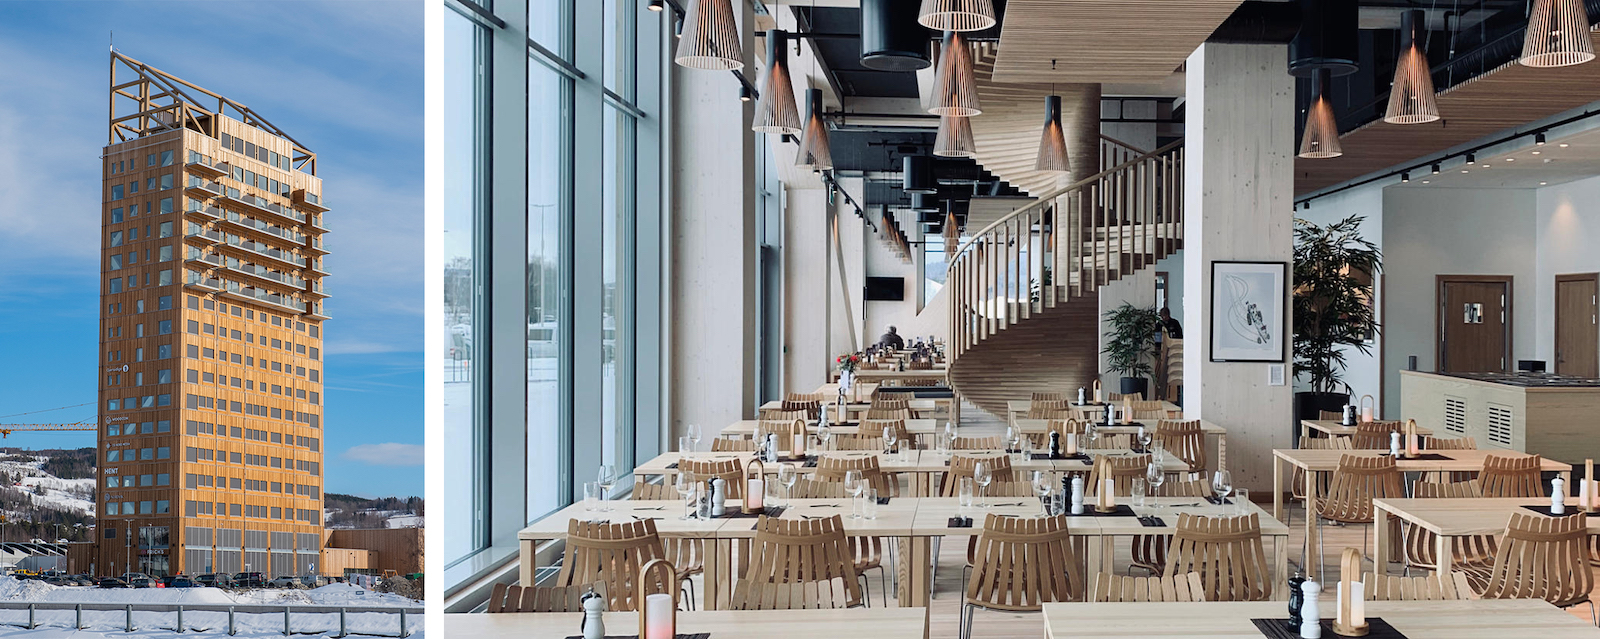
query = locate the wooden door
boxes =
[1555,274,1599,377]
[1438,277,1510,373]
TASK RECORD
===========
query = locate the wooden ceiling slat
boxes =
[992,0,1246,83]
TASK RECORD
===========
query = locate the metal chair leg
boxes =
[681,578,696,611]
[959,603,975,639]
[930,537,941,599]
[859,574,872,608]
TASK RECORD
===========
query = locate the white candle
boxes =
[1336,582,1345,628]
[1065,433,1078,456]
[746,479,764,510]
[1352,581,1365,628]
[643,593,674,639]
[793,432,805,456]
[1361,406,1373,423]
[1102,479,1116,509]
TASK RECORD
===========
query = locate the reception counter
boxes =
[1400,370,1600,465]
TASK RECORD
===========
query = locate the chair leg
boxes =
[930,537,942,599]
[959,603,975,639]
[1316,517,1326,581]
[859,574,872,608]
[681,578,696,611]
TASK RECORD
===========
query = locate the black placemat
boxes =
[1072,402,1109,407]
[665,462,677,469]
[1073,504,1139,517]
[875,496,891,505]
[715,506,786,519]
[1031,453,1091,461]
[1522,504,1587,517]
[1137,516,1167,527]
[1379,452,1453,461]
[947,516,974,528]
[1204,496,1234,505]
[1252,618,1406,639]
[566,634,710,639]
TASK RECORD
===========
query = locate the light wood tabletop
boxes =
[445,606,931,638]
[1299,418,1434,439]
[1042,599,1600,638]
[722,418,939,439]
[1371,497,1600,574]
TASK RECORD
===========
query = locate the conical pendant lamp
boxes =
[928,31,980,116]
[1035,95,1070,172]
[934,115,976,157]
[1384,10,1440,124]
[752,30,801,134]
[1298,69,1343,159]
[675,0,744,71]
[1520,0,1595,67]
[796,88,834,171]
[918,0,996,32]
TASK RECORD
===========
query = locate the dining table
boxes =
[445,606,931,639]
[1371,496,1600,574]
[720,418,940,440]
[1298,418,1434,440]
[1041,599,1600,638]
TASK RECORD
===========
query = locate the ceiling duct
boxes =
[911,192,940,211]
[1289,0,1359,77]
[861,0,932,72]
[1207,1,1302,44]
[903,155,938,193]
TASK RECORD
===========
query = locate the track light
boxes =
[739,85,752,102]
[1466,152,1476,165]
[674,0,743,70]
[1298,69,1343,159]
[1537,132,1548,145]
[1384,10,1440,125]
[648,0,664,11]
[1431,163,1441,174]
[1401,171,1410,183]
[1520,0,1595,68]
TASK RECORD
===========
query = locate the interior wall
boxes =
[1381,187,1537,417]
[863,207,924,346]
[783,186,831,393]
[1293,186,1385,409]
[1535,175,1600,367]
[830,178,867,356]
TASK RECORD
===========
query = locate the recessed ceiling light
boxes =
[1532,150,1542,155]
[1540,181,1549,185]
[1461,169,1470,173]
[1422,180,1431,183]
[1559,143,1570,148]
[1506,158,1515,162]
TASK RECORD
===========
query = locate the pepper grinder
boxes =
[581,590,606,639]
[1069,476,1085,515]
[1388,431,1401,457]
[1287,570,1306,629]
[1300,579,1322,638]
[1048,431,1061,459]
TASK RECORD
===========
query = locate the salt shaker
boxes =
[1077,387,1086,404]
[710,478,726,516]
[1388,431,1401,457]
[1552,476,1566,515]
[1070,476,1085,515]
[1299,579,1322,638]
[581,590,606,639]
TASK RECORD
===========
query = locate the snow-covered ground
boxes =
[0,455,96,519]
[0,578,422,637]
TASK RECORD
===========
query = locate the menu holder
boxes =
[1522,505,1584,517]
[947,516,974,528]
[1136,516,1167,527]
[1251,618,1406,639]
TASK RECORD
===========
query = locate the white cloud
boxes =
[343,443,424,466]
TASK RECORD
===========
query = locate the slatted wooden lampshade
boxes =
[674,0,744,71]
[1520,0,1595,68]
[1035,95,1071,171]
[934,114,976,157]
[928,31,981,117]
[1298,69,1343,159]
[752,30,801,134]
[917,0,996,32]
[1384,10,1440,125]
[796,88,834,171]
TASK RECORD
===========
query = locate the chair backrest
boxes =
[1153,477,1214,498]
[951,435,1004,450]
[1028,400,1073,418]
[1318,410,1343,421]
[815,454,895,497]
[966,514,1085,610]
[941,454,1015,497]
[1403,479,1496,571]
[1154,420,1207,474]
[869,398,910,412]
[1412,478,1482,499]
[1031,392,1065,402]
[780,400,822,419]
[1108,392,1144,402]
[1351,420,1403,450]
[730,515,862,610]
[1318,454,1404,524]
[908,360,933,370]
[786,392,827,403]
[677,457,746,499]
[860,418,913,448]
[1045,419,1087,438]
[1476,512,1593,608]
[1292,435,1353,498]
[1421,435,1476,450]
[758,408,809,422]
[1130,400,1165,412]
[788,477,849,498]
[1362,572,1466,601]
[1164,513,1272,601]
[486,582,608,613]
[1086,453,1153,496]
[1479,454,1545,498]
[1033,409,1081,422]
[757,419,806,443]
[1089,572,1206,602]
[712,438,758,452]
[631,480,673,500]
[863,407,912,421]
[554,518,669,611]
[831,434,886,451]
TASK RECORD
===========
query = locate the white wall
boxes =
[863,208,924,346]
[1293,186,1385,407]
[1535,175,1600,365]
[1381,187,1537,416]
[783,186,832,393]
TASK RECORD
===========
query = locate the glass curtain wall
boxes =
[443,0,663,593]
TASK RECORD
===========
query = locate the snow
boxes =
[382,515,422,529]
[0,578,422,637]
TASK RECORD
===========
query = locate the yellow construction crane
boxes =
[0,424,97,438]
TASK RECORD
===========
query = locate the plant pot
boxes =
[1119,377,1149,400]
[1293,391,1350,446]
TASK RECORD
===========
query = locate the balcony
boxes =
[301,235,330,257]
[219,192,307,227]
[304,214,330,235]
[184,248,224,268]
[221,281,307,315]
[184,204,223,222]
[292,189,330,213]
[302,280,330,300]
[305,258,330,278]
[219,235,307,270]
[304,302,330,321]
[184,271,223,293]
[222,259,306,291]
[185,154,228,180]
[219,210,306,246]
[184,226,222,246]
[185,179,224,199]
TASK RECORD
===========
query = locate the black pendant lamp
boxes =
[1298,69,1343,159]
[903,155,937,193]
[1035,95,1070,172]
[796,89,833,171]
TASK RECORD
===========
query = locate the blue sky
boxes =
[0,1,423,498]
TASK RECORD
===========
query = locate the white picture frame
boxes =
[1209,261,1287,363]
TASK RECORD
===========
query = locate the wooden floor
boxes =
[906,402,1600,637]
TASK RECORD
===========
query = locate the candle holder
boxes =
[1359,394,1375,424]
[1401,419,1420,460]
[743,459,765,514]
[787,418,808,460]
[1093,457,1116,513]
[1583,459,1597,514]
[1092,380,1103,404]
[637,559,679,639]
[1332,548,1368,637]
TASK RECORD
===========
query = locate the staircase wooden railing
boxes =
[947,140,1185,360]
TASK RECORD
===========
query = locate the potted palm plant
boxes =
[1292,214,1382,426]
[1102,303,1163,398]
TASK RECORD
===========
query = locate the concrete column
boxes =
[1181,43,1295,491]
[1064,84,1102,185]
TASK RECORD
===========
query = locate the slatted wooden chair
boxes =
[941,454,1015,497]
[872,390,914,401]
[486,582,607,612]
[1086,454,1153,497]
[1315,454,1404,577]
[1028,400,1074,418]
[1350,420,1403,450]
[676,457,745,500]
[815,454,898,498]
[788,477,847,498]
[831,434,886,451]
[1459,512,1595,623]
[1164,513,1272,602]
[960,514,1086,639]
[780,399,822,420]
[1479,453,1546,498]
[1402,479,1497,574]
[786,392,827,403]
[632,481,704,608]
[861,418,917,450]
[1108,392,1144,402]
[808,457,895,606]
[1085,430,1133,449]
[1130,400,1166,413]
[1362,571,1469,601]
[951,435,1005,450]
[1027,418,1088,448]
[554,518,670,612]
[1131,479,1215,575]
[1419,436,1477,482]
[1154,420,1207,478]
[1289,435,1353,528]
[757,408,809,422]
[1089,572,1206,602]
[863,407,912,422]
[711,438,758,452]
[869,398,911,412]
[1031,392,1065,402]
[730,514,863,610]
[908,360,934,370]
[756,418,807,444]
[1318,410,1343,421]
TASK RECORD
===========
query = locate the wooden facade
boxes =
[97,53,328,578]
[324,528,425,576]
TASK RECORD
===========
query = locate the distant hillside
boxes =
[323,493,424,529]
[0,448,96,542]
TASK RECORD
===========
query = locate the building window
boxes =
[111,184,124,200]
[110,231,123,247]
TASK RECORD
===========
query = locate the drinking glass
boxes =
[678,436,691,453]
[596,465,617,512]
[675,473,696,520]
[1145,463,1165,516]
[934,429,950,458]
[1032,471,1053,516]
[1084,423,1099,450]
[817,424,833,452]
[973,462,992,509]
[844,470,864,519]
[1131,478,1147,509]
[1212,470,1234,504]
[1231,488,1251,515]
[883,426,897,456]
[777,463,796,507]
[862,488,879,520]
[686,424,703,451]
[583,482,601,516]
[958,477,975,508]
[944,422,958,449]
[1137,427,1153,452]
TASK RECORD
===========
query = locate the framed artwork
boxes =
[1209,261,1287,362]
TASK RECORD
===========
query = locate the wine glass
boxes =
[844,470,865,519]
[817,423,833,452]
[1137,427,1153,453]
[1005,425,1021,452]
[973,462,992,509]
[674,472,696,520]
[1212,469,1233,505]
[777,463,797,507]
[883,426,898,456]
[1145,462,1166,516]
[596,465,617,512]
[1032,470,1053,517]
[944,422,957,445]
[686,424,703,452]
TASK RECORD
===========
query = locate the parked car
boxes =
[299,574,330,588]
[120,572,151,583]
[127,577,153,588]
[41,576,67,586]
[168,576,196,588]
[68,574,94,586]
[196,573,233,588]
[267,575,301,588]
[96,577,128,588]
[233,572,266,588]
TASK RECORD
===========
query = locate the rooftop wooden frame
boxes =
[108,51,318,176]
